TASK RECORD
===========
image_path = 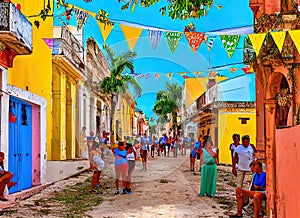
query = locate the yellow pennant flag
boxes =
[270,31,286,52]
[288,30,300,54]
[248,33,266,57]
[97,21,114,43]
[120,24,143,51]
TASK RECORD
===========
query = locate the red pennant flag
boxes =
[184,32,205,53]
[242,65,250,74]
[182,75,189,79]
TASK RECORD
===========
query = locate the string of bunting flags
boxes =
[129,65,254,80]
[56,1,300,76]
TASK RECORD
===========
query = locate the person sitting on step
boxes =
[229,160,266,218]
[0,152,17,201]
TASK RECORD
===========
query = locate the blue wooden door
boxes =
[8,97,32,193]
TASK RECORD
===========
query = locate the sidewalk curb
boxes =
[0,167,90,211]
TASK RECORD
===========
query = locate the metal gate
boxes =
[8,97,32,193]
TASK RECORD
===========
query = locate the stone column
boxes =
[264,99,277,218]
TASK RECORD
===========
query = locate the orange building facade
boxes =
[249,0,300,217]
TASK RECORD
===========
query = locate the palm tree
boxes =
[100,44,142,144]
[153,82,182,136]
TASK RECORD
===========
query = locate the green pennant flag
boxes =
[166,31,182,53]
[220,35,240,58]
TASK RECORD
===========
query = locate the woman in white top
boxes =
[125,142,136,194]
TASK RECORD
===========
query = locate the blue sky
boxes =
[54,0,254,119]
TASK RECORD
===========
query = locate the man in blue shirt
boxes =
[230,161,266,218]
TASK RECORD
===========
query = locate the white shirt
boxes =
[234,145,254,171]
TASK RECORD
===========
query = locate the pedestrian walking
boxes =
[173,136,178,158]
[190,147,197,171]
[79,127,88,159]
[151,136,156,158]
[125,141,136,194]
[199,139,218,197]
[113,141,128,195]
[87,131,95,153]
[229,134,240,165]
[140,139,148,171]
[89,141,105,193]
[232,135,256,189]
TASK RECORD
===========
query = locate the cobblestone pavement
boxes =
[0,149,256,218]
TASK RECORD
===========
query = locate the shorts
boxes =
[237,170,252,189]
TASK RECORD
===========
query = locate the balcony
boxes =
[52,26,85,78]
[0,1,32,67]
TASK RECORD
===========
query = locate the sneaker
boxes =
[115,190,120,195]
[198,194,204,197]
[123,189,127,194]
[124,189,132,194]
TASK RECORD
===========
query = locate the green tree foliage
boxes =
[100,44,142,142]
[153,82,182,136]
[118,0,221,20]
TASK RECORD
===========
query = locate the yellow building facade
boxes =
[217,109,256,164]
[114,91,136,141]
[51,26,85,160]
[8,0,53,159]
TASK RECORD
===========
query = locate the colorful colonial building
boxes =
[1,0,47,193]
[193,74,256,164]
[249,0,300,217]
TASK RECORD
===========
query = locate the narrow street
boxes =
[0,150,254,218]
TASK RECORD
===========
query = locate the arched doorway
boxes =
[264,71,293,218]
[275,76,292,128]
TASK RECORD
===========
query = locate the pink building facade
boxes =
[249,0,300,217]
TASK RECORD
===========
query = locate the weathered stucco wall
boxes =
[276,125,300,218]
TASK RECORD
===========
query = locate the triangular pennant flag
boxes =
[166,32,182,53]
[270,31,286,52]
[288,30,300,54]
[248,33,266,57]
[229,68,238,74]
[148,30,163,50]
[178,72,186,76]
[209,71,218,78]
[97,21,114,43]
[205,35,216,51]
[120,24,143,51]
[166,73,173,79]
[220,35,240,57]
[73,8,89,30]
[43,38,53,49]
[184,32,205,53]
[182,75,189,79]
[154,73,160,79]
[242,65,251,74]
[193,72,201,77]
